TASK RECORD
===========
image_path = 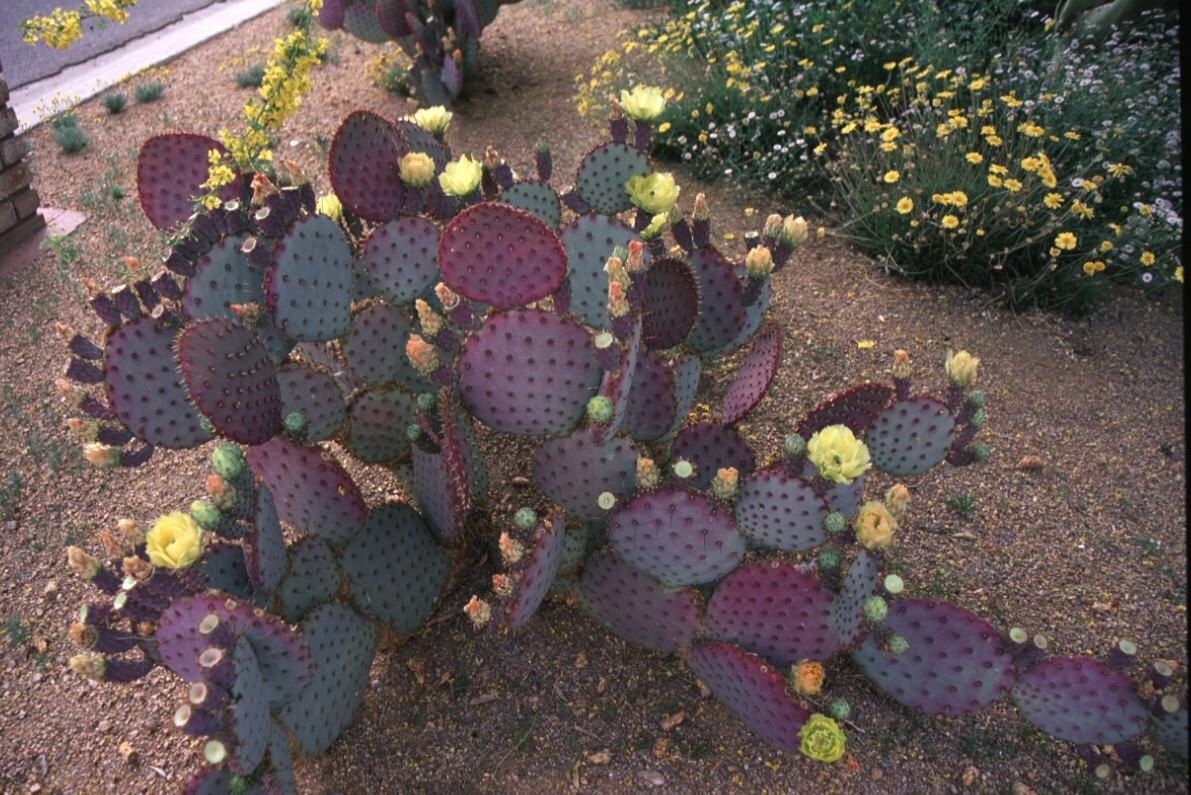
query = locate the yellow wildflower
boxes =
[896,197,914,214]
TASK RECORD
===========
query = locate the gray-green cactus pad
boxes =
[576,550,701,652]
[276,537,341,623]
[361,216,442,304]
[245,485,286,594]
[277,366,346,441]
[346,387,418,463]
[341,503,448,634]
[502,180,562,231]
[1151,707,1188,758]
[575,142,650,215]
[182,235,260,322]
[829,550,879,647]
[865,397,956,477]
[279,603,377,757]
[267,214,354,342]
[341,302,422,389]
[559,213,643,329]
[229,637,270,775]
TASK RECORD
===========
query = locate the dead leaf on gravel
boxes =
[587,750,611,765]
[637,770,665,787]
[1091,601,1114,612]
[951,531,978,540]
[469,692,499,706]
[1016,455,1044,471]
[652,737,671,758]
[961,766,978,786]
[574,652,587,668]
[696,678,712,698]
[596,676,606,694]
[406,659,425,685]
[118,742,137,765]
[1012,783,1037,795]
[660,711,685,731]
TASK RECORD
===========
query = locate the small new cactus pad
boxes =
[574,142,650,215]
[672,422,756,490]
[411,434,469,540]
[361,217,442,304]
[796,383,895,439]
[244,486,286,594]
[853,599,1017,715]
[278,603,377,756]
[137,134,241,230]
[456,309,601,436]
[266,215,354,341]
[607,490,746,586]
[346,387,418,463]
[619,349,678,442]
[341,503,449,634]
[556,522,591,576]
[576,550,701,652]
[592,318,642,443]
[865,397,957,477]
[197,542,253,599]
[559,213,643,330]
[103,315,211,448]
[829,551,879,646]
[341,302,423,389]
[438,202,567,309]
[686,642,810,755]
[229,638,270,775]
[1011,656,1149,745]
[182,235,261,322]
[501,180,562,231]
[639,258,699,349]
[668,353,703,437]
[1150,707,1188,758]
[276,366,346,441]
[178,318,283,445]
[441,392,489,502]
[276,537,341,623]
[720,321,781,424]
[532,429,638,521]
[328,110,406,222]
[704,559,841,666]
[247,438,367,547]
[684,248,748,353]
[734,468,829,552]
[505,510,567,630]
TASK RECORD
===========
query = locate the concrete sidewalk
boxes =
[6,0,279,131]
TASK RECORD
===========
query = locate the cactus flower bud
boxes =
[692,192,710,222]
[640,213,667,241]
[498,532,524,565]
[122,556,153,582]
[822,511,846,535]
[784,434,806,457]
[411,106,453,135]
[406,424,423,442]
[604,256,629,289]
[863,595,888,623]
[886,634,910,656]
[763,213,784,240]
[608,96,623,119]
[210,443,244,480]
[884,484,910,521]
[534,138,550,156]
[607,280,629,318]
[854,501,896,550]
[883,574,905,594]
[970,408,985,430]
[745,246,774,280]
[780,215,808,248]
[70,653,106,680]
[891,349,911,381]
[189,500,222,531]
[966,389,985,408]
[435,283,460,311]
[625,241,647,273]
[206,474,238,511]
[145,512,203,570]
[672,459,694,480]
[416,298,444,336]
[83,443,122,469]
[587,396,613,423]
[711,467,739,500]
[54,378,84,408]
[625,173,681,216]
[66,417,99,442]
[315,193,343,222]
[67,547,101,579]
[944,350,980,388]
[827,698,851,721]
[117,518,144,545]
[69,622,98,649]
[399,152,436,188]
[406,335,440,376]
[438,154,483,197]
[463,595,492,628]
[491,574,514,598]
[817,547,841,570]
[790,660,825,696]
[636,456,659,491]
[619,85,667,121]
[281,157,308,186]
[230,302,263,325]
[597,491,617,511]
[514,507,538,530]
[284,410,308,437]
[99,531,126,561]
[249,173,276,206]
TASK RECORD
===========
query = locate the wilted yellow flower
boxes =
[83,443,121,469]
[806,425,871,485]
[145,513,202,569]
[399,152,436,188]
[619,85,667,121]
[412,106,453,135]
[896,197,914,214]
[625,172,680,215]
[791,660,825,696]
[315,193,343,222]
[406,334,439,375]
[885,483,911,520]
[854,501,896,550]
[438,154,482,196]
[945,350,980,387]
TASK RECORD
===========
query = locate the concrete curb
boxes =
[11,0,279,133]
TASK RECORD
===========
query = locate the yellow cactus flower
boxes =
[145,513,202,569]
[412,106,453,135]
[944,350,980,387]
[315,193,343,222]
[437,154,482,196]
[619,85,667,121]
[625,172,680,215]
[799,714,846,763]
[806,425,871,485]
[745,246,774,279]
[854,501,896,550]
[399,152,436,188]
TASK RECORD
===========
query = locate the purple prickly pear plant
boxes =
[55,89,1184,792]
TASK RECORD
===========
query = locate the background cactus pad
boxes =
[865,397,956,477]
[720,321,781,424]
[1011,656,1149,745]
[137,134,241,230]
[328,110,406,222]
[532,430,638,521]
[576,551,701,652]
[574,142,650,215]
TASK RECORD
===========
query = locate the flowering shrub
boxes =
[21,0,138,49]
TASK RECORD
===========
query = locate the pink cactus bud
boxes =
[763,213,784,240]
[607,281,629,318]
[122,556,153,582]
[69,653,106,680]
[891,349,911,380]
[69,622,98,649]
[281,157,308,185]
[608,96,623,120]
[711,467,739,500]
[604,256,629,288]
[406,335,440,377]
[54,322,75,343]
[435,283,460,311]
[83,443,121,469]
[416,299,443,336]
[230,302,263,325]
[206,475,237,510]
[463,596,492,628]
[67,417,100,442]
[98,531,126,561]
[885,483,911,520]
[67,547,101,579]
[498,532,525,565]
[117,519,145,547]
[492,573,514,598]
[625,241,646,273]
[249,173,277,205]
[54,378,81,405]
[636,456,659,491]
[484,146,501,170]
[693,193,710,222]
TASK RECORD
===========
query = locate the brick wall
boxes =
[0,57,46,255]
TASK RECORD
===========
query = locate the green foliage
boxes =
[286,3,312,27]
[49,112,89,153]
[133,80,165,103]
[233,63,266,89]
[100,92,126,114]
[944,491,977,516]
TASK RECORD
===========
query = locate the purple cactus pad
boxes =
[181,235,261,323]
[721,321,781,424]
[559,213,644,330]
[276,366,346,442]
[639,258,698,350]
[1150,707,1188,758]
[345,387,419,463]
[734,468,829,552]
[684,248,747,353]
[532,429,639,522]
[505,510,567,630]
[796,382,896,439]
[865,397,957,477]
[340,302,416,387]
[276,537,341,623]
[672,422,756,491]
[1012,656,1149,745]
[328,110,406,222]
[619,349,678,442]
[228,637,269,775]
[361,216,442,304]
[137,134,241,230]
[576,550,701,652]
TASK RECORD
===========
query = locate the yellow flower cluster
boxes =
[22,0,136,48]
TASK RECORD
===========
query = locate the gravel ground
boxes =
[0,2,1185,794]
